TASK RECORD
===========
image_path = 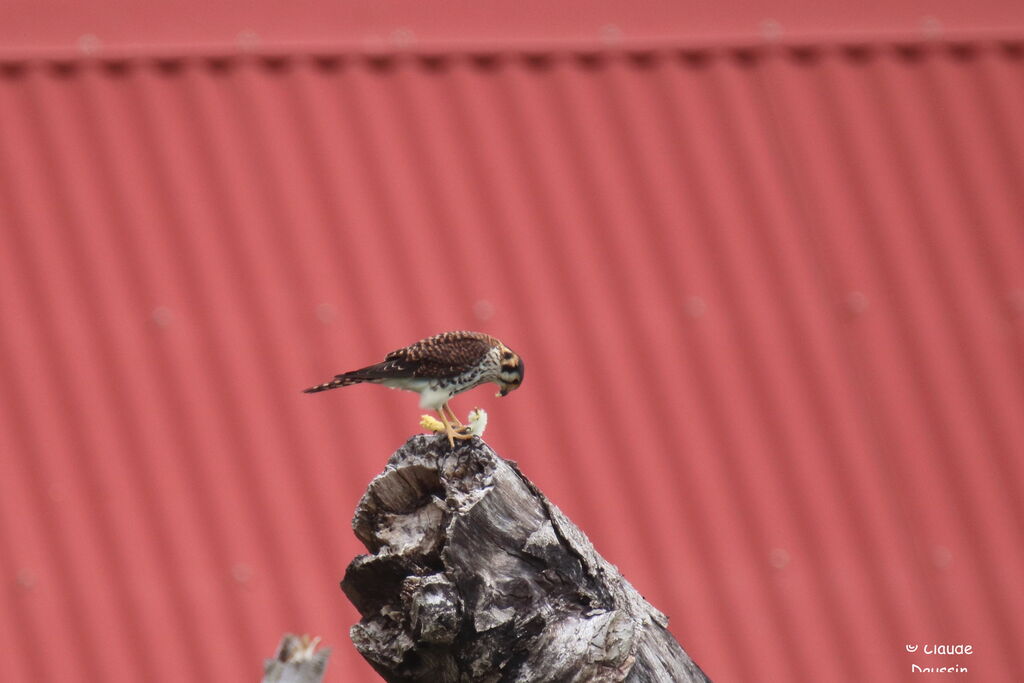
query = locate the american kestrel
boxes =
[303,331,524,446]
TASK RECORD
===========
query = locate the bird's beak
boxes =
[497,388,509,397]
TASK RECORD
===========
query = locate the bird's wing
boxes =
[381,331,497,379]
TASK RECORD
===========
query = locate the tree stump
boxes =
[341,435,711,682]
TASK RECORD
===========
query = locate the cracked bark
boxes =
[341,435,711,682]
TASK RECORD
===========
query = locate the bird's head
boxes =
[494,344,524,397]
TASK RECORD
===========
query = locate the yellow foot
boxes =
[423,413,473,447]
[444,424,474,447]
[442,404,465,428]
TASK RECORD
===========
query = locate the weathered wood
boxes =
[262,634,330,683]
[341,435,711,682]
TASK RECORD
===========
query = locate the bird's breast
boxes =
[418,385,452,411]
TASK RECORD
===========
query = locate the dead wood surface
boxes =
[341,435,711,682]
[262,633,330,683]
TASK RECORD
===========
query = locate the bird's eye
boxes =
[502,351,514,361]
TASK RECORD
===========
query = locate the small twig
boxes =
[262,633,331,683]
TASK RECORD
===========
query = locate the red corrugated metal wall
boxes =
[1,36,1023,683]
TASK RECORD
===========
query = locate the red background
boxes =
[1,2,1023,682]
[1,0,1023,48]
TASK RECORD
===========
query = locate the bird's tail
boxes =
[302,375,364,394]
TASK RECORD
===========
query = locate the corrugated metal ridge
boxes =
[0,28,1022,65]
[1,36,1021,681]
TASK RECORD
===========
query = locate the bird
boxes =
[303,331,524,446]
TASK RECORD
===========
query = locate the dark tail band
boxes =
[302,376,360,393]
